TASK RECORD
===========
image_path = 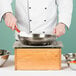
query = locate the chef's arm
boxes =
[56,0,73,29]
[0,0,13,22]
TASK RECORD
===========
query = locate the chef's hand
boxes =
[3,12,17,30]
[53,23,66,37]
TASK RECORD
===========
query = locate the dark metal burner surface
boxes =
[13,41,63,48]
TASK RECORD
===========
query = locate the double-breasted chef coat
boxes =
[0,0,73,40]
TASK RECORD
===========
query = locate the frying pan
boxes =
[18,34,57,46]
[15,26,57,46]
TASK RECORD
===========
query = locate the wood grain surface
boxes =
[15,48,61,70]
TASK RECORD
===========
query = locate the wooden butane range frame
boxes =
[15,47,61,70]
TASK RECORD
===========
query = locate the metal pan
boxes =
[15,27,57,45]
[18,34,56,46]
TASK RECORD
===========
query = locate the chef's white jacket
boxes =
[0,0,73,39]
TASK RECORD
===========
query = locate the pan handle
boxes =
[15,25,20,33]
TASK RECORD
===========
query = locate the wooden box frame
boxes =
[15,48,61,70]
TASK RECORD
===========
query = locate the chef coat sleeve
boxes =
[56,0,73,29]
[0,0,13,22]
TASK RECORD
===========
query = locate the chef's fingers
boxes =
[11,21,16,30]
[9,19,13,30]
[5,13,17,30]
[59,29,65,35]
[4,18,10,28]
[55,30,60,37]
[7,18,13,29]
[7,15,12,28]
[9,18,17,30]
[13,18,17,30]
[55,29,65,37]
[55,28,61,37]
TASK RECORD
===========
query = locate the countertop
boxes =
[0,55,76,76]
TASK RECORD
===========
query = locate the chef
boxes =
[0,0,73,40]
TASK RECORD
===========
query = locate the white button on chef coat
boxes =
[0,0,73,40]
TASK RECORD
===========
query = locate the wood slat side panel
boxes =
[15,48,61,70]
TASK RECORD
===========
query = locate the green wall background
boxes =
[0,0,76,55]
